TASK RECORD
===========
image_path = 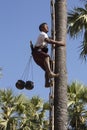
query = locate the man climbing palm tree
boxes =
[31,23,65,87]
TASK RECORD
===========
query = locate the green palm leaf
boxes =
[68,81,87,129]
[68,4,87,60]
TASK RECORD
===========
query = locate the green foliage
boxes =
[0,89,49,130]
[68,81,87,130]
[67,3,87,60]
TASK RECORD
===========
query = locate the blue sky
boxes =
[0,0,86,101]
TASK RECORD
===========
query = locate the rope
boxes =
[21,55,33,81]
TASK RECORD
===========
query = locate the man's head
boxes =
[39,23,49,33]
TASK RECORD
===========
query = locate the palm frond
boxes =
[68,7,87,38]
[67,5,87,60]
[79,30,87,60]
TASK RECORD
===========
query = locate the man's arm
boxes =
[45,38,65,46]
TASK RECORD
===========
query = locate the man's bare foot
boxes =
[45,79,54,88]
[48,72,59,78]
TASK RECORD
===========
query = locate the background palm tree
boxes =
[0,89,49,130]
[54,0,67,130]
[68,81,87,130]
[21,96,49,130]
[67,3,87,60]
[0,89,27,130]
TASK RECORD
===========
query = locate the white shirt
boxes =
[35,31,48,48]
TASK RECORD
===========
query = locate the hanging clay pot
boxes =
[25,80,34,90]
[15,80,25,90]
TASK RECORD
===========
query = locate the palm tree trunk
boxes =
[54,0,67,130]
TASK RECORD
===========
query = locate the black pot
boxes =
[25,80,34,90]
[15,80,25,90]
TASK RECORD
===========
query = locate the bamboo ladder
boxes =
[49,0,55,130]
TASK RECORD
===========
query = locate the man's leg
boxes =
[44,57,59,78]
[45,72,50,87]
[45,72,54,88]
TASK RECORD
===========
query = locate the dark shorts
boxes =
[32,49,50,71]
